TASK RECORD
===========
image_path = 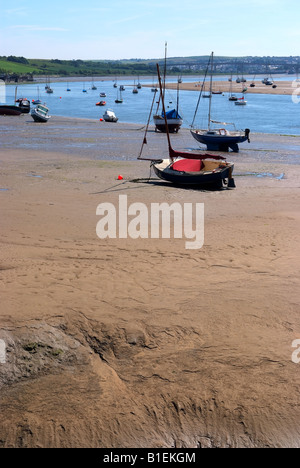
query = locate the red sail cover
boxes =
[172,159,204,172]
[169,146,225,161]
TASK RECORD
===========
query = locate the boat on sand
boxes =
[103,109,118,122]
[138,64,235,189]
[31,103,51,123]
[190,52,250,152]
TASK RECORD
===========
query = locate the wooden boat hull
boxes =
[190,129,250,152]
[0,105,22,116]
[153,158,235,188]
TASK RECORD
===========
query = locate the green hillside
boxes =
[0,55,299,80]
[0,56,158,78]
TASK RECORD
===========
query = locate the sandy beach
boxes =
[145,79,298,96]
[0,115,300,448]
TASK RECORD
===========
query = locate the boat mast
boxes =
[162,41,167,104]
[208,52,214,130]
[156,42,167,114]
[176,76,180,115]
[156,63,173,160]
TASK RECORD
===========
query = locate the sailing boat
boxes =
[250,74,256,88]
[153,43,183,133]
[132,80,138,94]
[151,75,158,92]
[228,74,238,101]
[138,64,235,189]
[46,77,53,94]
[91,77,97,90]
[32,86,42,105]
[190,52,250,153]
[262,66,277,89]
[115,88,123,103]
[235,96,247,106]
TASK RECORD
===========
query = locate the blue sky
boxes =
[1,0,299,60]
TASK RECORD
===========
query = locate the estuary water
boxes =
[3,76,300,135]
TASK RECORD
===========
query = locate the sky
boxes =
[1,0,299,60]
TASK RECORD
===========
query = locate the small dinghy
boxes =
[152,155,234,189]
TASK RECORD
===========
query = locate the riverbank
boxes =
[0,117,300,447]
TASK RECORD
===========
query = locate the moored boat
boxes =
[235,96,247,106]
[191,125,250,153]
[0,104,23,116]
[153,109,183,133]
[152,156,235,188]
[15,98,31,113]
[191,52,250,152]
[0,87,30,115]
[153,42,183,134]
[33,87,42,105]
[0,98,30,115]
[31,103,51,123]
[103,109,118,122]
[138,64,235,189]
[115,88,123,103]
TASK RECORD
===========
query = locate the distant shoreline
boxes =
[6,73,297,86]
[7,74,299,96]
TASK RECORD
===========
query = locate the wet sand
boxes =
[0,116,300,448]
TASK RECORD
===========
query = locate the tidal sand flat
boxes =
[154,79,298,96]
[0,116,300,447]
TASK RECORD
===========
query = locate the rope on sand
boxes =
[89,174,157,195]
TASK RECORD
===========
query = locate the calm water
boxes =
[3,76,300,135]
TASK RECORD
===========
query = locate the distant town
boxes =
[0,55,299,82]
